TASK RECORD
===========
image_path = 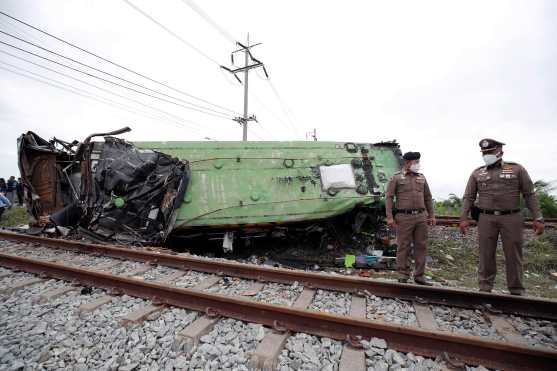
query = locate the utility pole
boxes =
[221,34,268,141]
[306,128,317,141]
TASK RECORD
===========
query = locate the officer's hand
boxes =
[428,217,436,226]
[387,217,397,229]
[459,220,469,235]
[533,220,545,235]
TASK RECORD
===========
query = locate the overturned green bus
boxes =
[18,128,402,251]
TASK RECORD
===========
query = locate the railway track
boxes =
[1,231,556,370]
[436,215,556,228]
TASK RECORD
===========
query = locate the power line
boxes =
[0,17,43,45]
[0,49,209,132]
[249,91,296,137]
[267,78,301,137]
[0,10,239,116]
[0,29,236,118]
[0,62,208,135]
[122,0,221,66]
[180,0,237,44]
[0,59,208,133]
[0,39,234,120]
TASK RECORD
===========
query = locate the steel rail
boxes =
[437,216,557,223]
[1,230,557,321]
[0,253,556,371]
[435,215,555,228]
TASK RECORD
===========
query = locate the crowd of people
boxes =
[0,176,24,219]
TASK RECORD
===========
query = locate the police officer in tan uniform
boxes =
[459,139,545,295]
[386,152,436,285]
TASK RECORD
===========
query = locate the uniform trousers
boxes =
[395,213,428,280]
[477,213,524,294]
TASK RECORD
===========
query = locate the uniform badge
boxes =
[481,140,489,148]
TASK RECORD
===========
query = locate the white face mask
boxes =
[409,163,421,173]
[482,153,500,166]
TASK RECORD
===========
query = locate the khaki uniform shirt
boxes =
[385,171,434,219]
[460,160,542,220]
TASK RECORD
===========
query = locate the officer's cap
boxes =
[402,151,421,161]
[479,138,505,152]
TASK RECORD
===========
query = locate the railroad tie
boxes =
[93,260,123,272]
[0,277,43,295]
[240,281,265,297]
[339,295,367,371]
[0,272,13,279]
[78,264,155,316]
[156,270,187,284]
[174,315,220,355]
[35,285,78,304]
[486,314,529,345]
[190,275,222,291]
[173,276,225,354]
[413,302,462,371]
[79,295,115,315]
[413,302,439,331]
[125,264,154,278]
[0,242,28,254]
[248,287,316,371]
[120,270,189,326]
[121,304,166,326]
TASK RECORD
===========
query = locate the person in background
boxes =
[385,151,436,285]
[0,192,11,219]
[6,176,17,204]
[0,178,6,195]
[16,178,24,206]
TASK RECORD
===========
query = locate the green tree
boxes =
[434,193,463,216]
[525,180,557,218]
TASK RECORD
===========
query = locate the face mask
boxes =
[409,163,421,173]
[482,154,500,166]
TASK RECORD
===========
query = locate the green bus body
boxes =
[18,128,402,244]
[135,141,402,231]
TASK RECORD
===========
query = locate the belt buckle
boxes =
[494,210,501,216]
[411,210,418,215]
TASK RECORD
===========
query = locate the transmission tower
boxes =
[221,34,268,141]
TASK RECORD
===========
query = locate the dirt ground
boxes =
[388,225,557,299]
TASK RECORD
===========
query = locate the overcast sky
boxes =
[0,0,555,198]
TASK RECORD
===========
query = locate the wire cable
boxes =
[0,49,209,132]
[179,0,237,44]
[250,91,295,137]
[0,39,234,120]
[0,59,206,133]
[122,0,221,66]
[0,10,239,115]
[0,30,236,118]
[267,79,301,137]
[0,62,208,135]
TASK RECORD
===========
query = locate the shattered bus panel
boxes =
[18,128,189,243]
[18,129,402,248]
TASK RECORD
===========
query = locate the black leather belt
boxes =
[478,208,520,216]
[396,208,425,215]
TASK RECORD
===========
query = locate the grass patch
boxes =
[0,207,29,227]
